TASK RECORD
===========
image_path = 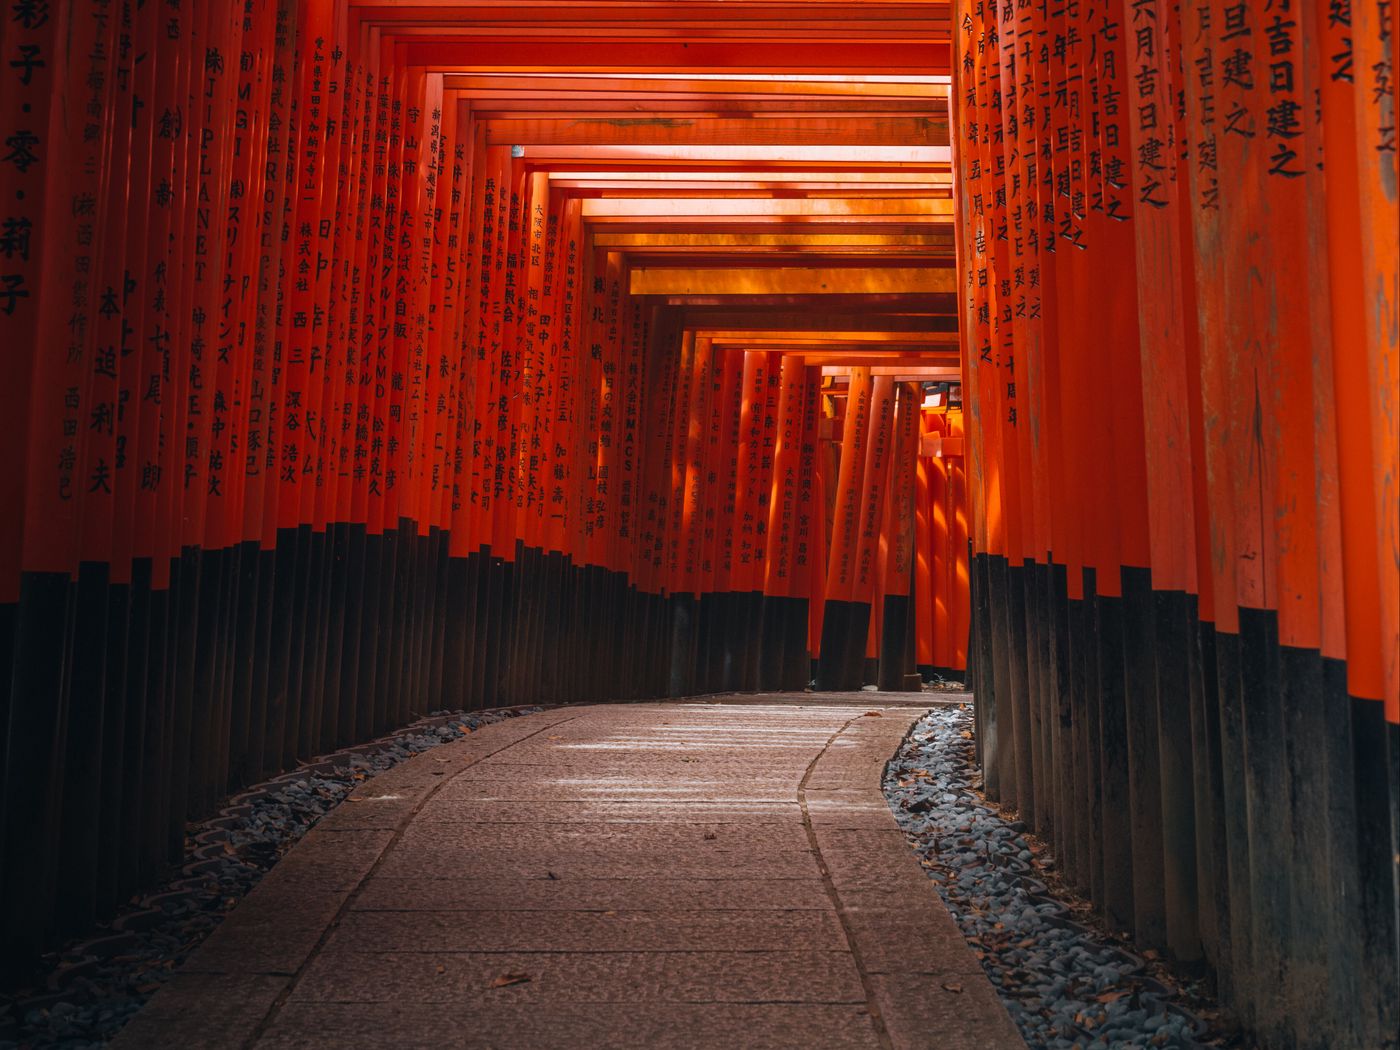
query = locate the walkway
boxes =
[114,695,1024,1049]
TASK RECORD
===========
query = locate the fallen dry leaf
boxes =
[436,964,446,975]
[960,730,973,739]
[489,972,532,989]
[863,710,883,717]
[703,831,717,841]
[941,981,963,994]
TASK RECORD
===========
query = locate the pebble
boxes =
[0,705,539,1050]
[884,705,1210,1050]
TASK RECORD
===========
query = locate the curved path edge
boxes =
[113,695,1024,1050]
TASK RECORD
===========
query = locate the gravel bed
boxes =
[885,704,1218,1049]
[0,705,543,1050]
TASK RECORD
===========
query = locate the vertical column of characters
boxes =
[507,159,532,554]
[79,0,139,584]
[597,252,626,574]
[762,355,806,602]
[532,185,562,554]
[1002,0,1043,569]
[694,345,728,604]
[18,0,118,585]
[678,335,714,599]
[1181,0,1237,635]
[575,199,600,575]
[852,374,897,617]
[383,52,416,533]
[1271,0,1331,657]
[156,0,206,566]
[573,244,603,568]
[132,0,178,574]
[606,255,635,577]
[488,154,523,555]
[545,196,581,562]
[303,12,353,540]
[404,72,441,538]
[532,192,562,558]
[240,1,296,559]
[733,351,770,600]
[1127,0,1197,597]
[367,40,402,538]
[322,8,366,538]
[108,0,162,594]
[257,1,302,553]
[369,39,399,535]
[1017,0,1063,579]
[792,368,823,654]
[633,313,677,597]
[213,0,278,559]
[1019,0,1056,565]
[1317,0,1386,703]
[695,343,728,599]
[0,0,63,600]
[618,280,646,579]
[990,0,1027,571]
[663,331,697,598]
[713,348,746,604]
[1038,0,1082,602]
[1067,0,1111,598]
[425,85,460,540]
[470,144,504,552]
[455,121,487,553]
[1215,0,1272,617]
[1160,0,1216,634]
[1098,0,1154,588]
[954,0,988,569]
[1351,0,1399,718]
[443,103,476,558]
[516,171,548,552]
[353,32,387,540]
[179,0,244,557]
[499,159,522,560]
[630,310,667,596]
[973,0,1006,570]
[754,353,782,596]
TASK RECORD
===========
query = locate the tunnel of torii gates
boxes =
[0,0,1395,1045]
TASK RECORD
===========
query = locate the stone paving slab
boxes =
[393,819,815,851]
[254,1002,887,1050]
[370,846,821,881]
[114,694,1024,1050]
[290,949,867,1004]
[326,908,849,953]
[350,875,835,912]
[415,799,805,823]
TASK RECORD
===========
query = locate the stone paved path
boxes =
[114,694,1024,1050]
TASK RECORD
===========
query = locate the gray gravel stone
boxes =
[883,705,1212,1050]
[0,706,538,1050]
